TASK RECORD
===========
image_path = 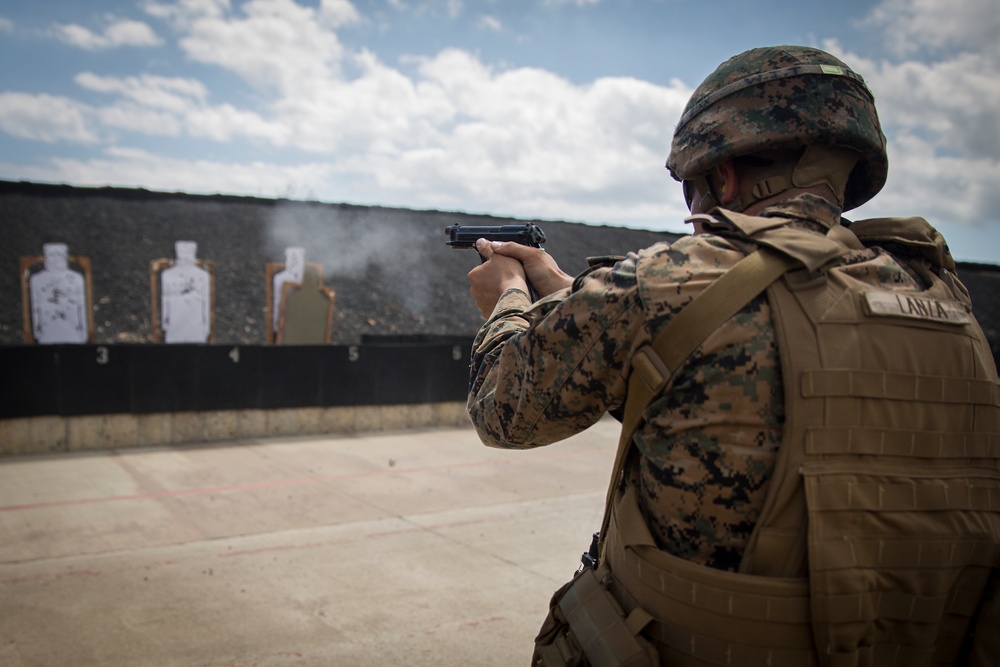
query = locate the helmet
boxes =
[666,46,888,211]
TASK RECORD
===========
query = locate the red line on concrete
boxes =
[0,447,611,514]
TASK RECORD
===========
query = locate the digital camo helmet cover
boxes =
[666,45,888,211]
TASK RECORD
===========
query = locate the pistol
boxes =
[445,223,546,300]
[445,223,546,253]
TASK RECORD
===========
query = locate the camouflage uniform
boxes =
[468,194,929,571]
[474,46,998,666]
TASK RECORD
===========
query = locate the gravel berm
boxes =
[2,180,997,364]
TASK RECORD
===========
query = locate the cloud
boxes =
[477,15,502,32]
[75,72,209,111]
[0,92,98,143]
[74,71,290,144]
[0,16,13,33]
[869,0,1000,56]
[852,0,1000,170]
[351,50,690,221]
[175,0,350,94]
[96,104,186,137]
[825,0,1000,237]
[142,0,231,28]
[874,135,1000,224]
[318,0,362,27]
[51,17,163,50]
[0,146,337,199]
[184,103,293,143]
[865,52,1000,160]
[850,130,1000,264]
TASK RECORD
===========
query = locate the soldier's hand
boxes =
[484,241,573,298]
[468,239,531,318]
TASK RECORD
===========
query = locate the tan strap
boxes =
[651,248,798,376]
[599,248,799,553]
[809,537,1000,572]
[802,465,1000,512]
[805,427,1000,459]
[802,369,1000,404]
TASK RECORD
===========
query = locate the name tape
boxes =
[863,292,971,325]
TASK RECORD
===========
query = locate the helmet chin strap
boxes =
[707,145,861,213]
[727,175,793,213]
[688,173,783,214]
[690,175,720,212]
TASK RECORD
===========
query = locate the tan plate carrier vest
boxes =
[539,211,1000,667]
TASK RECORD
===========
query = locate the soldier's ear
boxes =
[715,161,739,205]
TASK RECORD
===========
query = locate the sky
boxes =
[1,0,999,264]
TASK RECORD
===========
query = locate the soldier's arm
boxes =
[467,255,645,449]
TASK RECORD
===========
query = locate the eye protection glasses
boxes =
[682,180,697,211]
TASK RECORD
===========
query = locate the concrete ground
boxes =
[0,416,620,667]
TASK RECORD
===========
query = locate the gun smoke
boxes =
[266,202,439,323]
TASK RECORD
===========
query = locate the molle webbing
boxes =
[802,467,1000,666]
[601,212,1000,666]
[806,428,1000,458]
[747,221,1000,665]
[801,369,999,405]
[606,487,818,667]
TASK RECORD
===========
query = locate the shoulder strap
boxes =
[597,247,799,556]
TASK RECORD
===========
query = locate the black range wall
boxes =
[0,340,473,420]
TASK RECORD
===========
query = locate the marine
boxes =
[463,45,1000,666]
